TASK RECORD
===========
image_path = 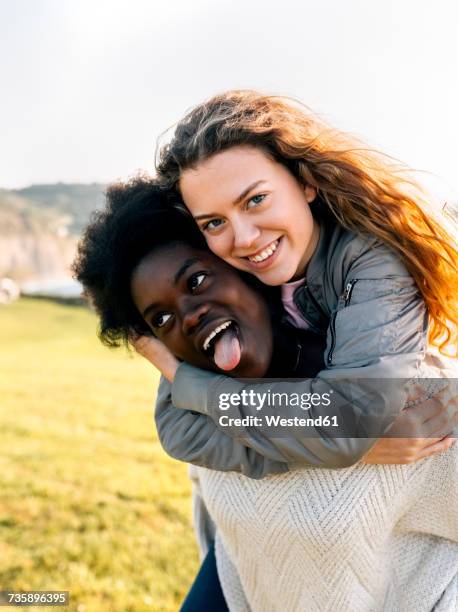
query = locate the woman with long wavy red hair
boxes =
[136,91,457,610]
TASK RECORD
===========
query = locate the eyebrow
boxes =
[174,257,200,284]
[141,257,200,320]
[193,180,267,221]
[142,303,158,319]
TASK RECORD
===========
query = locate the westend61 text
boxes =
[217,389,332,411]
[218,415,339,427]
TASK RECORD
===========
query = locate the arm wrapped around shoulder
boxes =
[168,241,431,468]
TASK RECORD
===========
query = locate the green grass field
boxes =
[0,299,198,611]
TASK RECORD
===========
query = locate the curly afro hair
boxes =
[72,175,207,348]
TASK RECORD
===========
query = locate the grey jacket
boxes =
[155,219,429,477]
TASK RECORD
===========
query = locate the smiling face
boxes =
[179,145,320,286]
[130,243,273,378]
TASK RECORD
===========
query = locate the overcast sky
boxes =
[1,0,457,198]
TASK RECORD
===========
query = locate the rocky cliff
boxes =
[0,184,104,282]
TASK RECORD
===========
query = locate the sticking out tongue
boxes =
[213,327,241,371]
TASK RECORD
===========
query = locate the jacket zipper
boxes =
[327,312,337,365]
[342,280,357,306]
[293,340,302,374]
[327,280,358,365]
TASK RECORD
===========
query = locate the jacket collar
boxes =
[305,214,335,285]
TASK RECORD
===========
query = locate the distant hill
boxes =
[0,183,106,282]
[15,183,106,235]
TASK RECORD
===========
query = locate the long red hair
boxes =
[157,90,458,355]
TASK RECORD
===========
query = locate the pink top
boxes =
[281,277,310,329]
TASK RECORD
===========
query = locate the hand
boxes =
[362,384,457,465]
[129,332,179,383]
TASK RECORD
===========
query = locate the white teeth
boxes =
[248,240,279,263]
[203,321,232,352]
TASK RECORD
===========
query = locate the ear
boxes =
[304,185,317,203]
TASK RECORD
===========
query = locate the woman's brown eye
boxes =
[188,273,206,292]
[153,313,172,328]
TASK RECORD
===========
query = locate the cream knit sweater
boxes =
[195,443,457,612]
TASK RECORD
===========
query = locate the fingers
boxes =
[404,387,446,422]
[373,432,454,463]
[397,435,456,464]
[127,329,141,343]
[416,436,456,461]
[423,387,457,424]
[407,382,446,404]
[127,334,179,381]
[129,333,162,357]
[422,411,457,439]
[400,384,457,439]
[386,407,432,438]
[395,437,440,463]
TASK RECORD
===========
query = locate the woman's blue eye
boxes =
[188,272,207,292]
[202,218,225,232]
[247,194,265,208]
[152,312,172,328]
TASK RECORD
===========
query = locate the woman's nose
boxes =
[181,300,210,336]
[232,220,261,252]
